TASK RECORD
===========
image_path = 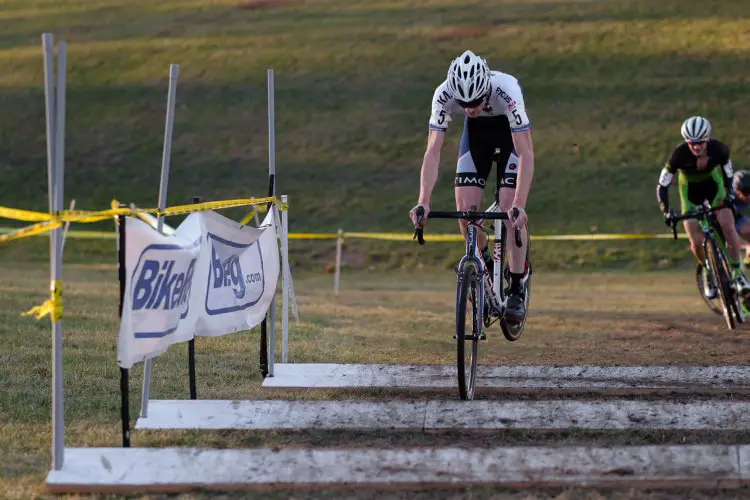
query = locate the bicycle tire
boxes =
[713,224,746,324]
[500,240,532,341]
[716,243,745,325]
[456,261,480,401]
[706,237,735,330]
[695,263,722,316]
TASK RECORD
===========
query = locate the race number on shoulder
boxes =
[491,73,530,132]
[428,81,455,132]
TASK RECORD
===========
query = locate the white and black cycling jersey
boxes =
[428,71,531,133]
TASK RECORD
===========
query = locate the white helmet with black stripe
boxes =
[446,50,491,104]
[680,116,711,142]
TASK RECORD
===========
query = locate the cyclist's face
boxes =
[457,92,487,118]
[688,140,708,156]
[464,106,482,118]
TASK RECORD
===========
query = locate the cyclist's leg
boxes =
[706,169,745,272]
[455,186,484,235]
[735,215,750,264]
[494,143,528,320]
[717,209,750,296]
[679,173,707,263]
[709,171,750,293]
[455,116,495,253]
[680,175,717,297]
[717,208,750,295]
[717,209,743,263]
[496,150,527,275]
[687,217,717,298]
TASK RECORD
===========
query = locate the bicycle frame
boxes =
[458,223,486,329]
[483,201,506,310]
[671,201,732,268]
[457,204,505,316]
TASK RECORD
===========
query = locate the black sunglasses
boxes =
[456,95,486,109]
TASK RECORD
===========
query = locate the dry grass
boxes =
[2,263,749,498]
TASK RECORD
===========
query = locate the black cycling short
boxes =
[454,115,518,190]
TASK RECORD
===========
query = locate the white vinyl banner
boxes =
[117,208,280,369]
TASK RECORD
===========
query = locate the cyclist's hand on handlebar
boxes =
[510,206,527,229]
[409,203,430,227]
[663,209,675,227]
[411,203,428,245]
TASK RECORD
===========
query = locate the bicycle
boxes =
[667,200,746,329]
[413,204,532,400]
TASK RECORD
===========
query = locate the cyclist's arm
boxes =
[418,129,445,205]
[421,83,452,205]
[709,141,734,197]
[657,162,675,213]
[511,129,534,209]
[502,78,534,209]
[721,160,735,197]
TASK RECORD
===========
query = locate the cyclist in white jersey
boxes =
[409,49,535,321]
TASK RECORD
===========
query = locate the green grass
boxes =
[3,263,750,498]
[3,0,750,269]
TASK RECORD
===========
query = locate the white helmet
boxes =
[446,50,491,104]
[680,116,711,142]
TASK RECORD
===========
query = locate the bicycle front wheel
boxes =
[456,262,481,401]
[695,263,722,316]
[706,237,735,330]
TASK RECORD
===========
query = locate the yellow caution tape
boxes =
[1,226,115,241]
[0,221,61,243]
[0,197,281,224]
[288,233,340,240]
[239,202,279,225]
[531,233,684,241]
[58,229,114,239]
[239,208,259,225]
[22,280,63,322]
[341,231,460,242]
[342,232,686,242]
[1,226,687,242]
[0,206,57,222]
[157,197,279,217]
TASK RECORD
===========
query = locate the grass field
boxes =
[3,0,750,268]
[3,263,750,498]
[4,0,750,497]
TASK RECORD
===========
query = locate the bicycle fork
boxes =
[457,224,487,341]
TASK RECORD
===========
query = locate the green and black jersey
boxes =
[657,139,734,214]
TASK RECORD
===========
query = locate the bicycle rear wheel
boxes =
[456,262,481,401]
[706,237,735,329]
